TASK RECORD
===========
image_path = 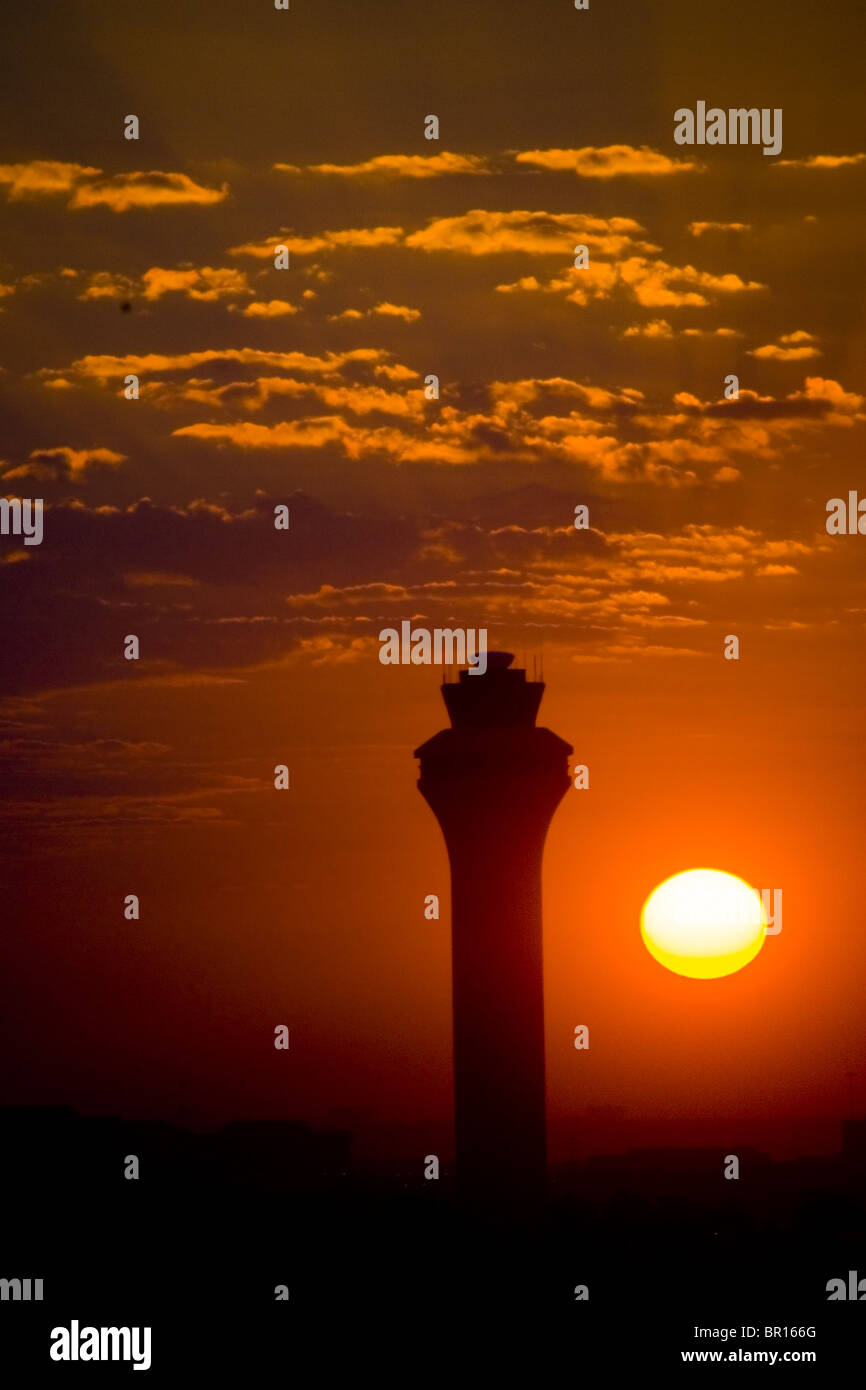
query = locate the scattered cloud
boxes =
[171,417,472,463]
[0,162,227,212]
[623,319,676,338]
[0,160,100,200]
[622,319,740,339]
[3,446,126,482]
[328,302,420,322]
[40,346,392,385]
[688,221,751,235]
[405,208,651,256]
[750,330,821,361]
[140,266,249,299]
[756,563,799,576]
[515,145,700,178]
[776,153,866,170]
[78,271,136,301]
[500,255,764,308]
[165,377,424,417]
[229,226,403,258]
[79,265,250,302]
[240,300,299,317]
[279,152,488,178]
[69,171,228,212]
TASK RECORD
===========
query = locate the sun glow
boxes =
[640,868,766,979]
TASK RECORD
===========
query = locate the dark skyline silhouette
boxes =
[3,1098,864,1367]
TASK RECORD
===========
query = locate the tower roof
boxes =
[442,651,544,729]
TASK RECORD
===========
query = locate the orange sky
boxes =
[1,0,865,1155]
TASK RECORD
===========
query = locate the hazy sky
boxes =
[2,0,865,1150]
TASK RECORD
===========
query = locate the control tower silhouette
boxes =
[415,652,572,1212]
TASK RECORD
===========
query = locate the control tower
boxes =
[414,652,572,1212]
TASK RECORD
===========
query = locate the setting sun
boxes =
[641,869,766,979]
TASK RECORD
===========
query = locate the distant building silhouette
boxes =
[0,1106,351,1195]
[415,652,572,1212]
[842,1114,866,1172]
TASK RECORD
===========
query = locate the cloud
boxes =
[623,319,740,339]
[776,153,866,170]
[328,302,420,323]
[750,330,821,361]
[43,346,391,384]
[78,265,250,303]
[375,363,418,382]
[791,377,864,415]
[124,572,199,588]
[502,255,764,308]
[281,574,683,629]
[36,294,864,502]
[688,221,751,235]
[0,160,100,200]
[3,446,126,482]
[370,302,421,321]
[228,209,653,264]
[515,145,700,177]
[289,635,374,665]
[78,271,137,301]
[0,483,851,698]
[164,367,696,483]
[171,419,354,451]
[623,318,675,338]
[616,259,763,307]
[166,377,425,417]
[229,226,403,258]
[285,581,410,608]
[240,300,299,317]
[489,377,642,414]
[172,417,474,463]
[149,363,850,486]
[279,152,488,178]
[683,327,740,337]
[660,378,865,459]
[0,163,227,212]
[77,265,250,303]
[405,209,651,256]
[69,171,228,212]
[495,275,542,293]
[140,266,249,299]
[605,526,784,582]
